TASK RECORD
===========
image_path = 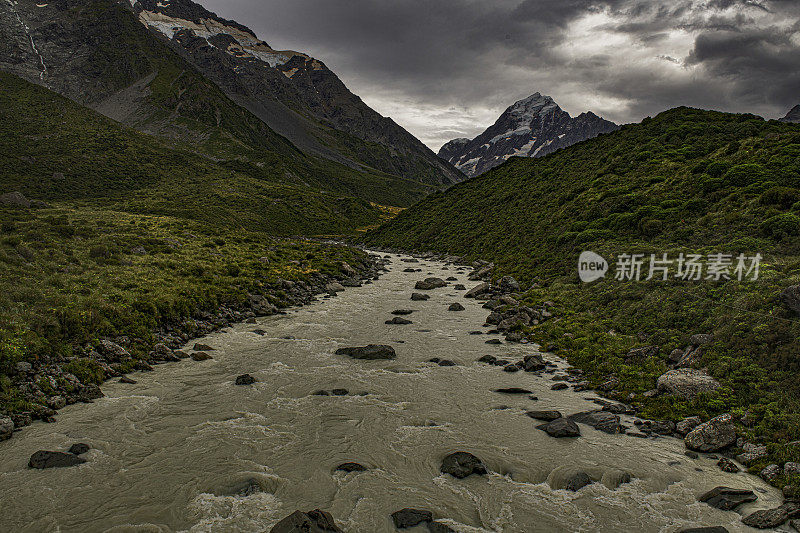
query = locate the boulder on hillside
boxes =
[780,285,800,316]
[737,443,768,465]
[270,509,343,533]
[625,345,659,360]
[0,191,31,208]
[335,345,396,360]
[657,369,720,399]
[685,414,737,452]
[0,416,13,441]
[676,416,702,436]
[498,276,520,293]
[98,340,131,362]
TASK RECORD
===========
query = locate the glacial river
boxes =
[0,254,785,532]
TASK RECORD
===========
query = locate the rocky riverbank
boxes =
[363,248,800,531]
[0,250,390,444]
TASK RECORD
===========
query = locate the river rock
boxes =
[685,414,737,452]
[495,387,532,394]
[119,376,137,384]
[526,410,562,422]
[448,303,465,311]
[415,278,446,290]
[335,345,396,360]
[464,282,490,298]
[335,462,367,473]
[698,486,757,510]
[717,457,739,473]
[0,417,13,441]
[411,293,430,301]
[551,383,568,391]
[440,451,487,478]
[657,369,720,399]
[677,416,702,436]
[193,343,214,351]
[521,354,545,372]
[476,355,496,364]
[537,418,581,438]
[428,521,457,533]
[191,351,213,361]
[386,317,412,325]
[270,509,343,533]
[741,502,799,529]
[235,374,256,385]
[678,528,729,533]
[437,359,456,367]
[68,443,90,455]
[565,471,593,491]
[391,508,432,529]
[454,284,466,290]
[29,450,87,469]
[568,410,622,434]
[485,339,502,345]
[326,282,345,293]
[391,309,414,315]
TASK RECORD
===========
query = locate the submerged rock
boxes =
[29,450,87,469]
[448,303,465,311]
[495,387,532,394]
[335,345,396,360]
[565,471,593,492]
[335,462,367,473]
[191,351,213,361]
[68,443,90,455]
[391,508,433,529]
[391,309,414,315]
[235,374,256,385]
[698,486,757,510]
[526,410,562,422]
[386,317,413,325]
[270,509,343,532]
[440,451,487,479]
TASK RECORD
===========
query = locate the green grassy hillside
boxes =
[365,107,800,485]
[0,71,416,234]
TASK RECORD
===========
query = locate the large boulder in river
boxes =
[270,509,343,532]
[440,451,487,478]
[335,345,396,360]
[415,277,446,290]
[537,418,581,438]
[411,293,430,301]
[685,414,737,452]
[29,450,87,469]
[657,369,720,399]
[698,486,757,510]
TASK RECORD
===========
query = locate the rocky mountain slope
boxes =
[438,93,618,177]
[781,105,800,123]
[0,0,460,195]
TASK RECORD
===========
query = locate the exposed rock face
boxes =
[780,105,800,123]
[438,93,618,177]
[685,414,737,452]
[270,509,343,533]
[657,369,720,399]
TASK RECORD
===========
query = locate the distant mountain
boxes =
[0,0,460,195]
[780,105,800,123]
[438,93,618,178]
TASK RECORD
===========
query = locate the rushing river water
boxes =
[0,254,786,532]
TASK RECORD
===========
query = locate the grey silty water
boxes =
[0,254,784,532]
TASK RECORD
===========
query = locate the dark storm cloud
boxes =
[197,0,800,150]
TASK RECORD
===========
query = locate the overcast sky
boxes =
[198,0,800,151]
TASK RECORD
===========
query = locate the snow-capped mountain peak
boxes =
[438,92,618,177]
